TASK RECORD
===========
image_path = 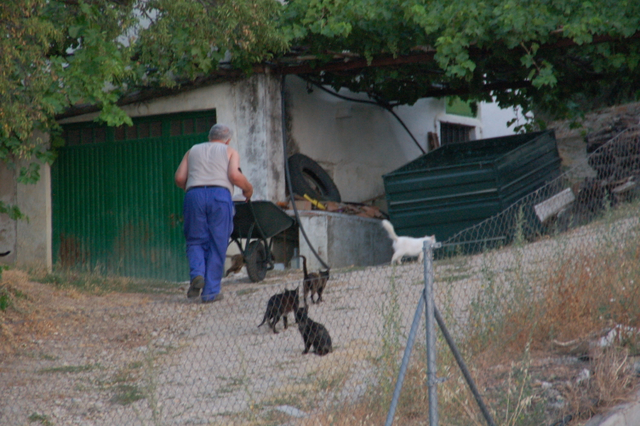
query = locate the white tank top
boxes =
[185,142,234,194]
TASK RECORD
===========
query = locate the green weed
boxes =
[27,412,53,426]
[38,364,99,374]
[111,384,145,405]
[30,268,177,295]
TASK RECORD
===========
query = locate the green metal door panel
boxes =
[391,200,503,239]
[494,133,559,187]
[383,166,496,196]
[392,199,502,226]
[496,132,557,170]
[499,157,562,207]
[391,188,502,210]
[52,134,204,281]
[52,143,113,268]
[390,132,534,173]
[383,130,562,241]
[384,175,498,205]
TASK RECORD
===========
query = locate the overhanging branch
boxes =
[272,31,640,75]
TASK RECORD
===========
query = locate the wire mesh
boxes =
[1,127,640,425]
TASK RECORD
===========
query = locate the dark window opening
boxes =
[63,110,216,146]
[150,121,162,138]
[170,120,182,137]
[66,129,81,145]
[81,128,93,144]
[138,122,150,139]
[114,125,126,141]
[94,127,106,143]
[196,117,215,134]
[440,122,474,145]
[125,124,137,140]
[183,118,194,135]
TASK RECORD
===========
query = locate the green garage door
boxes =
[52,111,216,281]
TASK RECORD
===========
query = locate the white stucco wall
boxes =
[58,74,524,207]
[0,132,52,270]
[16,160,52,270]
[11,73,526,270]
[60,74,285,203]
[285,76,525,203]
[0,162,16,265]
[6,75,284,268]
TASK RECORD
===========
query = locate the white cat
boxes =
[381,220,436,265]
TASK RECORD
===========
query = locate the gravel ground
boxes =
[3,105,640,425]
[0,262,429,425]
[2,209,637,426]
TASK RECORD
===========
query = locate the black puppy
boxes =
[294,306,332,356]
[258,288,299,334]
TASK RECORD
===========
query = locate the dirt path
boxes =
[2,209,639,425]
[0,265,427,425]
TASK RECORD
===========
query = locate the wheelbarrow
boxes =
[229,200,296,282]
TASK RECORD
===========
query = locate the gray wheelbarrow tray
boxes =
[229,200,295,282]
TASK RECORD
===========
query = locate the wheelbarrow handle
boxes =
[246,199,260,234]
[245,199,268,246]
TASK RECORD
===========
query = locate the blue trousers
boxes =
[183,187,234,302]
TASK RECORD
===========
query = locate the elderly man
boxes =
[174,124,253,303]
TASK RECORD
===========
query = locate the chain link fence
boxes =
[1,128,640,425]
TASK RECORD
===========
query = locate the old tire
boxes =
[245,240,268,282]
[288,153,341,202]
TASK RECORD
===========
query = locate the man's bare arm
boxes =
[174,151,189,190]
[228,148,253,200]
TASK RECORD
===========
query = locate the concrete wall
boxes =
[297,211,394,271]
[6,74,284,268]
[0,162,16,265]
[16,160,52,270]
[0,132,52,269]
[7,73,526,271]
[58,75,524,210]
[285,76,525,203]
[60,74,285,203]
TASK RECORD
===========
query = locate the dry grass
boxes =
[291,360,430,426]
[562,347,637,422]
[2,208,639,425]
[0,269,167,359]
[492,241,640,354]
[0,269,79,355]
[293,211,640,426]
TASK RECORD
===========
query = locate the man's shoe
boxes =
[202,293,224,304]
[187,276,205,299]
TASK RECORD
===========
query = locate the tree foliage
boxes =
[282,0,640,117]
[0,0,286,216]
[2,0,640,213]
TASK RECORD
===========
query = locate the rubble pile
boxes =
[578,120,640,212]
[280,197,386,219]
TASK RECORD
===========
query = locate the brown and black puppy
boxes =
[225,254,244,277]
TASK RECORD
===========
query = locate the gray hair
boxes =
[209,124,233,142]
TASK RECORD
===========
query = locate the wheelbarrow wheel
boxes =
[245,240,268,282]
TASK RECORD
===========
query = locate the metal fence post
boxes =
[384,288,425,426]
[424,239,441,426]
[434,306,497,426]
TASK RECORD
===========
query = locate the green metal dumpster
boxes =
[382,130,562,242]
